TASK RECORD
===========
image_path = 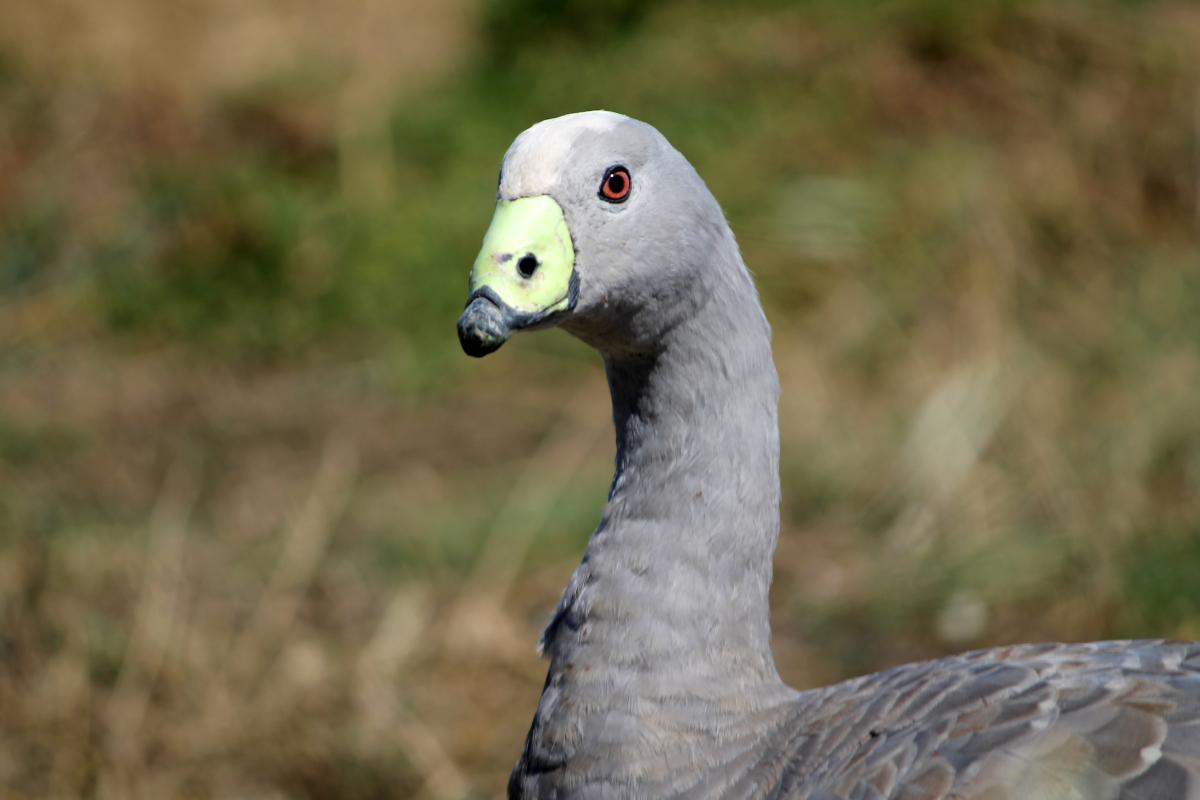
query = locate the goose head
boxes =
[457,110,727,358]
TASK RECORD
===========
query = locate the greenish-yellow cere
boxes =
[470,195,576,315]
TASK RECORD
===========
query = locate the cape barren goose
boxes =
[455,110,1200,800]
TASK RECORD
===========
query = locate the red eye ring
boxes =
[599,165,631,203]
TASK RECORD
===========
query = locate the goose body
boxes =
[456,111,1200,799]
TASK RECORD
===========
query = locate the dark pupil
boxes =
[608,173,626,194]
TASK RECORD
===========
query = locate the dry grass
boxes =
[1,0,1199,797]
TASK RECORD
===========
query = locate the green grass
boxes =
[1,0,1198,795]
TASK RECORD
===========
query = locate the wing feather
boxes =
[779,641,1200,799]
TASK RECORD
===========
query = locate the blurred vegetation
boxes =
[1,0,1199,796]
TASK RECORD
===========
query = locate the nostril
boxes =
[517,253,539,279]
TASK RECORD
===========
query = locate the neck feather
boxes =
[511,236,793,796]
[542,252,783,690]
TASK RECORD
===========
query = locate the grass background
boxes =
[1,0,1199,796]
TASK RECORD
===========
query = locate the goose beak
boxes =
[457,195,577,357]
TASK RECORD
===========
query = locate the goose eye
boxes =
[599,166,631,203]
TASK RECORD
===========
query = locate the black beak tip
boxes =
[458,323,503,357]
[457,296,511,358]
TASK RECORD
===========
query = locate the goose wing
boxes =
[761,641,1200,799]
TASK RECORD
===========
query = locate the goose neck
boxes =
[552,273,784,685]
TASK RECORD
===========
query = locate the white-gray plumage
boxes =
[456,111,1200,799]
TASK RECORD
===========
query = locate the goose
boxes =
[455,110,1200,799]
